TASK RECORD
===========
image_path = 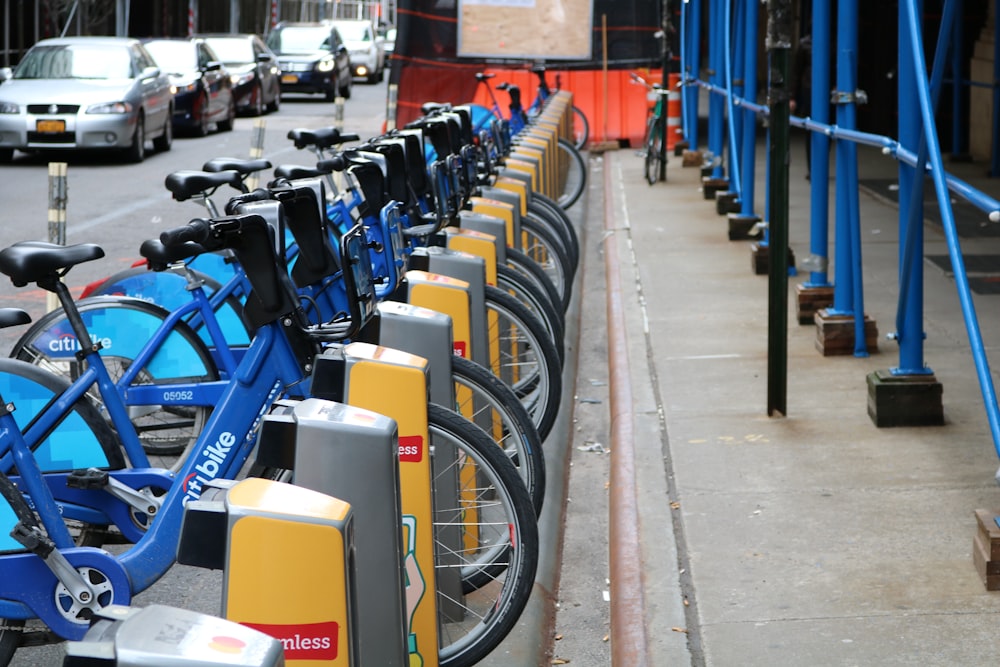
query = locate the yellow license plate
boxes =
[281,74,299,84]
[36,119,65,133]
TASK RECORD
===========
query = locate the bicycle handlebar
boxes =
[159,218,212,247]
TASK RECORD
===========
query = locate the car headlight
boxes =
[0,101,18,114]
[171,80,199,95]
[231,72,255,86]
[86,101,133,114]
[316,57,335,72]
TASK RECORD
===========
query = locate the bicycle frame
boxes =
[0,218,373,641]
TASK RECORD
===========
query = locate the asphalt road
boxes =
[3,77,392,666]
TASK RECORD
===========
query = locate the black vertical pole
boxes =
[660,0,672,181]
[767,0,792,417]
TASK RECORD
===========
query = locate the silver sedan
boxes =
[0,36,174,163]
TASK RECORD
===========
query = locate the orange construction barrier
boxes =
[666,72,682,152]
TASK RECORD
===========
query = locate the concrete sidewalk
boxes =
[588,140,1000,666]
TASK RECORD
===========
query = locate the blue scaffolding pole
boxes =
[707,0,726,179]
[737,0,759,218]
[805,0,832,289]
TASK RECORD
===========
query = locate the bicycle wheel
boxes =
[556,137,587,210]
[527,194,580,271]
[505,248,564,323]
[427,403,538,667]
[526,201,579,276]
[496,264,565,361]
[519,215,574,312]
[645,118,664,185]
[484,286,562,441]
[451,355,546,515]
[10,297,219,461]
[571,104,590,150]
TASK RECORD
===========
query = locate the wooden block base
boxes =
[796,285,835,325]
[702,177,729,200]
[682,149,702,167]
[814,309,879,356]
[674,140,689,157]
[730,214,762,241]
[749,242,795,274]
[716,191,741,215]
[973,509,1000,590]
[866,369,944,427]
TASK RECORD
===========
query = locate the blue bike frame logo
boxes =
[183,431,236,504]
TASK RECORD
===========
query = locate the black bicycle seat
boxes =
[202,157,273,175]
[165,170,244,201]
[0,308,30,329]
[287,127,360,151]
[273,164,333,181]
[0,241,105,287]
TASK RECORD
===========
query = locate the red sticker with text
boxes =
[453,340,468,358]
[398,434,424,463]
[240,621,338,661]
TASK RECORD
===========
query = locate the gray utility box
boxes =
[62,604,285,666]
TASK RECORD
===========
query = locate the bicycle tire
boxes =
[526,200,579,275]
[10,297,219,461]
[505,248,564,324]
[427,403,538,667]
[527,194,580,271]
[645,117,664,185]
[484,286,562,441]
[519,214,574,312]
[572,104,590,150]
[451,355,546,515]
[556,137,587,210]
[496,264,565,361]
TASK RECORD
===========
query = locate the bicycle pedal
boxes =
[11,522,53,556]
[67,467,110,490]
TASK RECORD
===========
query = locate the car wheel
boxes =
[194,93,209,137]
[125,114,145,163]
[152,109,172,152]
[266,87,280,113]
[0,148,12,163]
[218,98,235,132]
[251,82,265,116]
[339,75,352,100]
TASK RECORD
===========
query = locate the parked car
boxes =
[331,19,385,84]
[197,32,281,116]
[265,21,352,100]
[0,36,173,163]
[142,37,235,136]
[384,27,397,61]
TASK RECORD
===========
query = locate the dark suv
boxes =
[266,21,352,100]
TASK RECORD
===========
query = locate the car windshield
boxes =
[143,41,197,73]
[267,27,331,53]
[204,38,253,64]
[334,22,370,42]
[14,43,133,80]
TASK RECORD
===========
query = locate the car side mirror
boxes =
[257,53,273,62]
[141,66,161,79]
[0,67,11,83]
[204,61,223,72]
